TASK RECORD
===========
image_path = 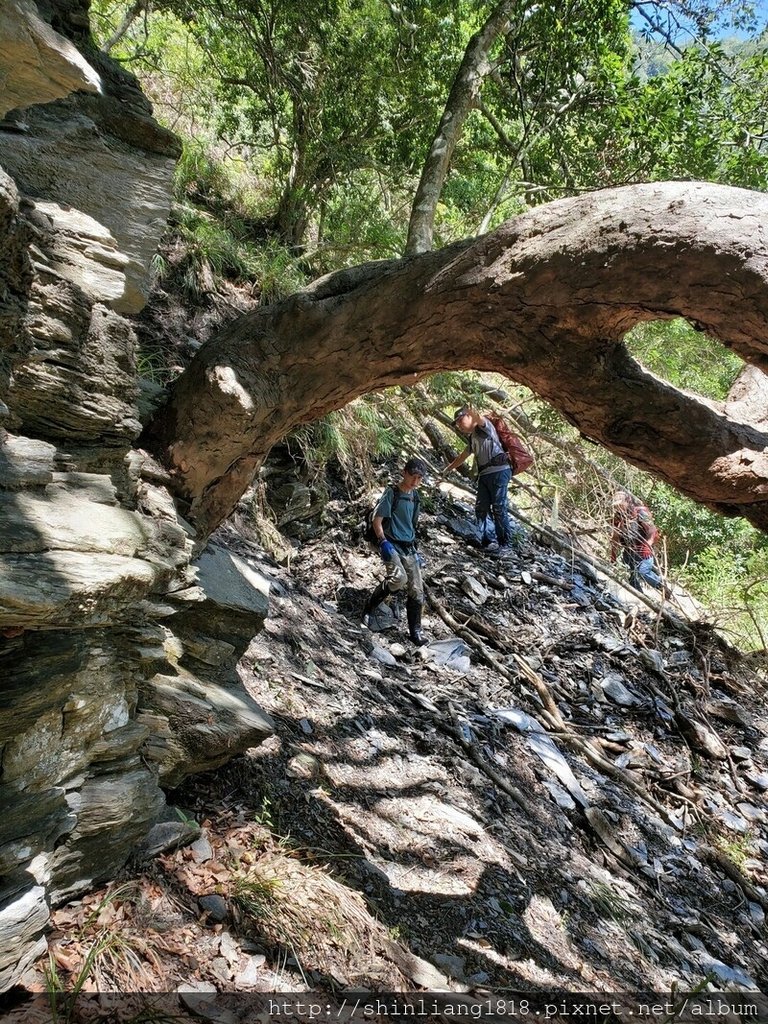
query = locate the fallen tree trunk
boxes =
[145,181,768,540]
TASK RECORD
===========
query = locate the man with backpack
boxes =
[610,490,670,596]
[362,456,428,646]
[442,406,517,556]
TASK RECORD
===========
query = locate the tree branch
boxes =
[102,0,148,54]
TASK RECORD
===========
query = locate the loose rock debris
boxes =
[25,485,768,1009]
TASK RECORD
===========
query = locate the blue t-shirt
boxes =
[374,486,418,543]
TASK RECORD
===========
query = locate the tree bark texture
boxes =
[145,181,768,539]
[405,0,515,256]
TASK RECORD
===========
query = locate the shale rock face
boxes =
[0,0,101,117]
[0,0,273,991]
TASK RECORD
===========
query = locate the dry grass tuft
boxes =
[231,848,408,987]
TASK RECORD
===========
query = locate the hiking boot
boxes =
[490,544,514,559]
[362,581,390,623]
[406,597,428,647]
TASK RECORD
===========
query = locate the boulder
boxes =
[0,881,49,992]
[136,545,274,786]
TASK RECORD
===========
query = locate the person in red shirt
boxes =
[610,490,669,596]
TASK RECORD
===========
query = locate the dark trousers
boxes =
[476,468,513,547]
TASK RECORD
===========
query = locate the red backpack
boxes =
[485,413,534,475]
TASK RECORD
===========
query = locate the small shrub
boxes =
[289,399,398,479]
[253,239,307,304]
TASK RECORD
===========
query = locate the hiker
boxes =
[610,490,669,596]
[363,456,428,646]
[442,406,515,556]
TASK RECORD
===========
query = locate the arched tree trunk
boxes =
[405,0,516,256]
[145,181,768,539]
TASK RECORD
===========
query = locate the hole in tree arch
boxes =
[624,317,745,402]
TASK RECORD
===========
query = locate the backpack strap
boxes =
[376,484,396,536]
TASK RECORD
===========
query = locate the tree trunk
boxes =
[275,184,311,249]
[274,104,316,248]
[103,0,148,54]
[144,180,768,539]
[405,0,516,256]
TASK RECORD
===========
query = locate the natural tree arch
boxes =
[145,180,768,539]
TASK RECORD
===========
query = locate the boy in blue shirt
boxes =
[363,457,428,646]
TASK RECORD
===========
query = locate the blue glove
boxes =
[379,540,395,562]
[416,552,426,568]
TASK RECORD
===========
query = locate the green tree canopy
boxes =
[92,0,768,253]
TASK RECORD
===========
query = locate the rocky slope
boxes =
[1,1,767,1010]
[211,489,768,996]
[11,478,767,1016]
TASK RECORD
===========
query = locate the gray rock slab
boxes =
[0,0,101,118]
[695,953,759,991]
[0,486,154,556]
[461,574,490,605]
[0,97,178,312]
[492,706,589,808]
[601,673,642,706]
[0,550,166,629]
[432,952,466,981]
[0,434,55,489]
[736,802,766,823]
[136,819,201,860]
[0,786,76,876]
[192,544,270,619]
[543,780,577,810]
[371,645,397,666]
[678,714,728,760]
[139,668,274,786]
[0,882,49,990]
[731,746,752,761]
[190,835,214,863]
[745,771,768,790]
[421,637,471,672]
[33,200,130,306]
[49,768,167,902]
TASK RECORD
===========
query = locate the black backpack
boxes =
[363,485,420,544]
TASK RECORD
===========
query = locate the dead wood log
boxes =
[701,846,768,911]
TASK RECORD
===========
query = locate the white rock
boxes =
[370,645,397,666]
[235,954,266,987]
[731,745,752,760]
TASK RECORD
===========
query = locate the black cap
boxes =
[404,457,428,477]
[453,406,470,423]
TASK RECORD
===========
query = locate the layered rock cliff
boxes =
[0,0,273,990]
